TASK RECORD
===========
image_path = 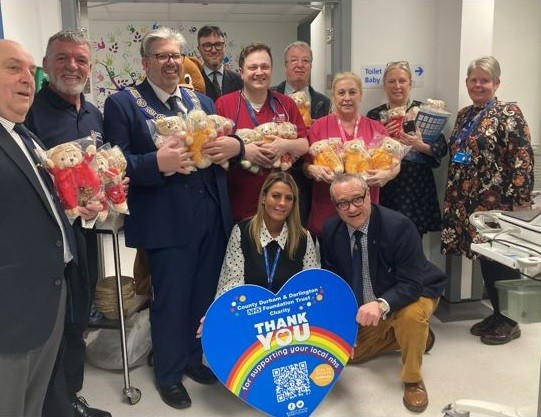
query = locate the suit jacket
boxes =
[0,124,67,353]
[202,68,243,102]
[321,204,447,313]
[272,82,331,120]
[103,79,233,249]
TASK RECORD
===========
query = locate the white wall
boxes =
[310,6,326,94]
[0,0,61,62]
[493,0,541,147]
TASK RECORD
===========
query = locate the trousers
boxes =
[350,296,439,383]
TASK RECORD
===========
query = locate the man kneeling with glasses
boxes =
[320,173,447,413]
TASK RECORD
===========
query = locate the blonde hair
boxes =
[331,71,362,92]
[383,61,412,82]
[248,172,304,259]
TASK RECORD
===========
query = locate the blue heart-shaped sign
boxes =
[202,268,358,417]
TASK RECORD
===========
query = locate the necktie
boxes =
[166,96,182,114]
[351,230,364,305]
[211,71,221,95]
[14,124,77,262]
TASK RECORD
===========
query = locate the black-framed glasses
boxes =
[334,193,366,211]
[152,53,185,63]
[200,42,225,52]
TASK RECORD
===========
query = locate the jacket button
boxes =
[54,279,61,286]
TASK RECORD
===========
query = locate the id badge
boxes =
[453,151,472,165]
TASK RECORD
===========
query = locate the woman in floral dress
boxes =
[441,56,534,345]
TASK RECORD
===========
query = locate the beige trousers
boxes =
[350,296,439,383]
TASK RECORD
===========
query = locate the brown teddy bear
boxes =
[44,141,102,220]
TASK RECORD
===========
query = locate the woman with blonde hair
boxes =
[304,71,399,237]
[215,171,319,297]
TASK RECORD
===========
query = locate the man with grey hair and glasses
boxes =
[103,26,243,410]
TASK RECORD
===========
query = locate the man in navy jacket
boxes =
[103,26,242,410]
[321,173,446,413]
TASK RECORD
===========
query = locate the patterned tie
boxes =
[166,96,182,114]
[351,230,363,305]
[211,71,221,95]
[14,123,77,262]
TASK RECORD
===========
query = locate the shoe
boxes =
[403,381,428,413]
[158,382,192,409]
[71,396,112,417]
[480,321,521,345]
[425,327,435,353]
[470,313,504,336]
[185,364,217,385]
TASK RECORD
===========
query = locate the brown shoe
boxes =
[480,321,521,345]
[403,381,428,412]
[425,327,435,353]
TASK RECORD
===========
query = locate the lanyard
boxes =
[240,90,282,127]
[337,115,359,143]
[453,97,497,149]
[263,244,281,290]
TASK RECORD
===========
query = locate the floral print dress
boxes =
[441,99,534,259]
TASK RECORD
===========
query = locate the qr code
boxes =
[272,361,311,403]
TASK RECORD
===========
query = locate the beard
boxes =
[50,73,87,96]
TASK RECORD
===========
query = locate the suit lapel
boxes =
[336,221,354,284]
[0,126,54,217]
[367,206,379,282]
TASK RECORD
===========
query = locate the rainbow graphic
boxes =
[226,326,351,396]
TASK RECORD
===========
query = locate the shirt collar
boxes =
[260,222,289,250]
[204,64,223,77]
[285,83,309,96]
[347,220,370,239]
[147,77,181,105]
[0,116,16,134]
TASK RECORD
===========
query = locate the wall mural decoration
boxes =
[90,21,241,110]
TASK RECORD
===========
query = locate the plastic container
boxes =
[495,279,541,323]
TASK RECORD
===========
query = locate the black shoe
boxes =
[184,364,217,385]
[158,382,192,409]
[470,313,504,336]
[480,321,521,345]
[71,396,112,417]
[425,327,435,353]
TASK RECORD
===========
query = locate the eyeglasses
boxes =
[334,193,366,211]
[200,42,225,52]
[152,53,185,63]
[286,57,312,66]
[386,60,410,69]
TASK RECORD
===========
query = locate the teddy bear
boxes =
[94,146,129,216]
[369,137,403,170]
[206,114,236,170]
[289,91,312,127]
[254,122,279,143]
[185,109,217,169]
[236,128,263,174]
[274,122,298,171]
[309,139,344,174]
[44,141,102,220]
[343,139,371,174]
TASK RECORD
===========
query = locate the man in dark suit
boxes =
[25,29,111,417]
[103,27,243,410]
[0,39,98,417]
[197,25,242,102]
[321,173,446,413]
[272,41,330,226]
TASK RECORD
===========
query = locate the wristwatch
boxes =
[377,299,389,318]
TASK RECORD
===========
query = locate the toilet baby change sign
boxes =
[202,269,358,417]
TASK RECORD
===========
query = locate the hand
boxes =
[398,129,423,149]
[202,136,241,165]
[195,316,205,339]
[79,196,105,221]
[355,301,381,327]
[156,140,194,175]
[384,118,401,137]
[244,142,275,168]
[365,167,397,187]
[306,164,334,183]
[259,135,289,158]
[120,176,130,196]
